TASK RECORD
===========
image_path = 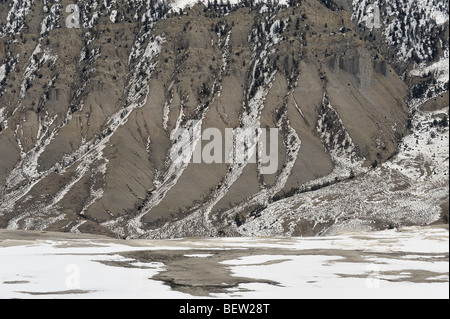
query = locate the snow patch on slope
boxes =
[0,65,6,84]
[0,0,35,38]
[352,0,449,63]
[384,108,449,183]
[169,0,290,11]
[410,49,449,84]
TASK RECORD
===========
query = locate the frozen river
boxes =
[0,226,448,299]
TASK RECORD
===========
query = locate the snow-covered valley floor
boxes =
[0,226,448,299]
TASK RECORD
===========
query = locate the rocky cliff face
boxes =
[0,0,448,238]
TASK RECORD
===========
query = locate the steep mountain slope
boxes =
[0,0,448,238]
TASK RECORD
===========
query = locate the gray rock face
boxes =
[0,0,447,238]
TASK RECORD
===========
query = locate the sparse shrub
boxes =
[371,160,378,169]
